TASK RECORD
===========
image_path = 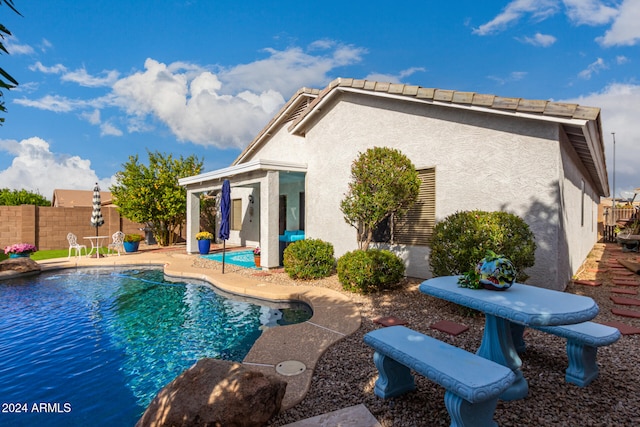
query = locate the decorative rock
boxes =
[136,358,286,427]
[0,258,41,279]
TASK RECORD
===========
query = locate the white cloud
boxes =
[100,122,123,137]
[15,41,366,148]
[219,43,366,95]
[81,109,101,125]
[39,38,53,52]
[597,0,640,46]
[112,58,275,148]
[0,137,113,197]
[562,83,640,195]
[563,0,618,25]
[616,55,629,64]
[578,57,607,79]
[521,32,557,47]
[61,68,120,87]
[15,93,113,112]
[29,61,67,74]
[109,42,364,148]
[473,0,560,35]
[474,0,628,44]
[14,94,77,112]
[488,71,528,85]
[29,62,119,87]
[5,37,34,55]
[364,67,426,84]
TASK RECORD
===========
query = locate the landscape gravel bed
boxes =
[195,243,640,426]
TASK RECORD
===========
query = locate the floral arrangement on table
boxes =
[124,234,143,243]
[458,250,517,291]
[4,243,38,255]
[253,246,261,255]
[196,231,214,241]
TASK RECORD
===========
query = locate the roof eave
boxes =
[232,88,319,166]
[179,159,307,187]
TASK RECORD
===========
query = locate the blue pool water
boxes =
[202,250,258,269]
[0,268,311,426]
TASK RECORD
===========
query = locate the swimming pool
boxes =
[202,249,259,269]
[0,268,311,426]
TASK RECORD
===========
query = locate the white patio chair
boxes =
[67,233,87,258]
[107,231,125,256]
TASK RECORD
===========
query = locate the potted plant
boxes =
[4,243,37,258]
[123,234,143,253]
[253,246,261,267]
[196,231,214,255]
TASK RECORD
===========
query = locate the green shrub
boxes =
[283,239,335,280]
[124,233,143,243]
[429,210,536,282]
[337,249,405,293]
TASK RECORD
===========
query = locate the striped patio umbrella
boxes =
[90,183,105,236]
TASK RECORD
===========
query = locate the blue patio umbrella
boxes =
[219,179,231,273]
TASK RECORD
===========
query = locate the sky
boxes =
[1,0,639,201]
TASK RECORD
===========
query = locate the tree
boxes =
[0,188,50,206]
[111,151,203,246]
[0,0,22,125]
[340,147,420,251]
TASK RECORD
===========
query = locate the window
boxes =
[232,199,242,230]
[373,167,436,246]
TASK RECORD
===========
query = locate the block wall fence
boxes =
[0,205,147,250]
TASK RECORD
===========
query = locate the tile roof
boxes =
[234,77,608,196]
[289,78,601,132]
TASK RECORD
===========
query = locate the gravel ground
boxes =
[197,243,640,426]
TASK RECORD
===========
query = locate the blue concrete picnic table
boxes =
[419,276,599,401]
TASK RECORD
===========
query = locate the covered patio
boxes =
[179,159,306,269]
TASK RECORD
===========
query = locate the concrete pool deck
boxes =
[34,246,361,410]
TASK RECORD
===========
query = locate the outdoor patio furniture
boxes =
[84,235,109,258]
[67,233,87,258]
[420,276,599,401]
[107,231,125,256]
[512,322,620,386]
[364,325,515,426]
[279,230,305,264]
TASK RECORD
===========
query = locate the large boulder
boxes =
[0,257,41,279]
[136,358,287,427]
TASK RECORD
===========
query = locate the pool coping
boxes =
[34,250,361,410]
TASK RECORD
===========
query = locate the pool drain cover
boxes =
[276,360,306,376]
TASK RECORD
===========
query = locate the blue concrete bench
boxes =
[511,322,620,387]
[364,325,515,427]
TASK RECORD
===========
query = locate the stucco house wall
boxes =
[278,93,570,286]
[558,129,601,281]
